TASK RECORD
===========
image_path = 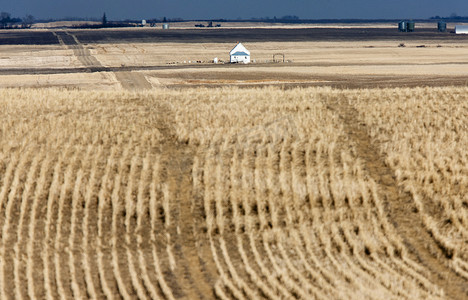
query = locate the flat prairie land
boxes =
[2,26,468,89]
[0,25,468,299]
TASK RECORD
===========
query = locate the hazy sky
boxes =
[3,0,468,20]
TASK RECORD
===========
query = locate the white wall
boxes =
[455,25,468,34]
[230,55,250,64]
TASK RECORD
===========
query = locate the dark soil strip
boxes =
[2,62,468,89]
[326,98,468,299]
[2,28,468,45]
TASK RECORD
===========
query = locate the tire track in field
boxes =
[114,71,152,90]
[111,51,218,297]
[53,30,152,90]
[156,103,219,299]
[326,98,468,299]
[53,31,103,70]
[110,63,218,295]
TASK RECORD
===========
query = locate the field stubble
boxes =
[0,86,467,299]
[4,37,468,90]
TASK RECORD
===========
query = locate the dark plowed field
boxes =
[0,31,59,45]
[1,27,467,45]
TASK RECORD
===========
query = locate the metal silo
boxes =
[438,21,446,32]
[455,25,468,34]
[406,21,415,32]
[162,23,169,29]
[398,21,406,32]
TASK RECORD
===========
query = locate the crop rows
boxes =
[351,86,468,282]
[0,87,466,299]
[0,89,178,299]
[173,87,447,299]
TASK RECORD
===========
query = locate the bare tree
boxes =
[0,12,11,28]
[0,12,11,20]
[22,15,35,28]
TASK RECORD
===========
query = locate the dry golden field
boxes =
[1,25,468,299]
[0,86,467,299]
[2,31,468,90]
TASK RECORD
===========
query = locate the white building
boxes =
[455,25,468,34]
[230,42,250,64]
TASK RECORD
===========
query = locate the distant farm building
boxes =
[438,21,447,32]
[455,25,468,34]
[230,43,250,64]
[398,21,415,32]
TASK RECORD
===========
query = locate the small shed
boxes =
[230,42,250,64]
[455,25,468,34]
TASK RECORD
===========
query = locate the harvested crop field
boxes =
[1,24,468,299]
[0,86,467,299]
[3,27,468,90]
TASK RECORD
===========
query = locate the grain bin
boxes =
[162,23,169,29]
[406,21,415,32]
[455,25,468,34]
[398,21,407,32]
[438,21,446,32]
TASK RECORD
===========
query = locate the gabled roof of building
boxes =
[231,51,250,56]
[230,42,250,56]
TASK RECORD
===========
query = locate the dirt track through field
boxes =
[53,30,217,297]
[53,31,103,70]
[114,60,214,299]
[0,94,219,299]
[54,31,152,90]
[114,72,152,90]
[326,97,468,299]
[154,102,219,299]
[112,64,218,296]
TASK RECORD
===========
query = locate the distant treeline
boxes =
[0,12,35,29]
[430,14,468,22]
[72,22,135,29]
[4,10,468,30]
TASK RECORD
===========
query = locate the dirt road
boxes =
[114,72,152,90]
[53,30,152,90]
